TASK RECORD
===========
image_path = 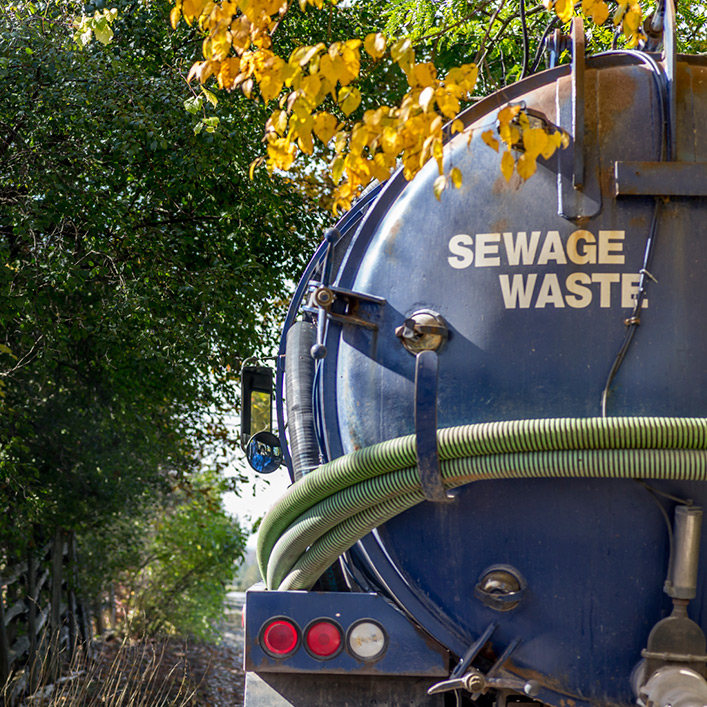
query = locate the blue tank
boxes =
[244,14,707,707]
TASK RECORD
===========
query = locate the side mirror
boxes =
[246,431,283,474]
[240,366,274,449]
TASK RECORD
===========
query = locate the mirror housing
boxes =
[240,366,274,449]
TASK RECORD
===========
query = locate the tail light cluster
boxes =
[259,616,387,662]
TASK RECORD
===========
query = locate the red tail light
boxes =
[305,620,343,659]
[261,618,299,656]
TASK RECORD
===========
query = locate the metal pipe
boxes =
[639,666,707,707]
[667,506,703,600]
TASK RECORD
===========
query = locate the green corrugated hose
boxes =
[258,417,707,591]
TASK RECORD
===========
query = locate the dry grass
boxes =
[3,637,202,707]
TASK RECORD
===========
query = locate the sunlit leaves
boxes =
[582,0,610,25]
[554,0,574,23]
[338,85,362,115]
[482,130,500,152]
[500,149,514,182]
[73,8,118,48]
[313,112,339,143]
[433,174,447,200]
[363,32,386,60]
[490,104,569,182]
[172,0,645,212]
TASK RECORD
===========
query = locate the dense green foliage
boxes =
[380,0,705,93]
[0,0,321,631]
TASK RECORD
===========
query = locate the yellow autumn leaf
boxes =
[370,154,390,182]
[433,175,447,200]
[332,55,356,86]
[266,136,297,170]
[522,128,549,158]
[313,112,338,143]
[482,130,499,152]
[349,125,369,155]
[331,155,345,183]
[301,73,322,99]
[260,74,283,102]
[210,28,232,61]
[418,86,435,112]
[338,85,361,116]
[413,62,436,88]
[450,167,463,189]
[364,32,386,60]
[591,0,609,24]
[497,104,521,126]
[340,46,361,81]
[297,130,314,154]
[541,131,564,159]
[249,157,263,179]
[436,89,459,119]
[499,122,520,147]
[390,37,412,63]
[381,126,401,154]
[501,149,515,182]
[451,119,464,134]
[318,54,338,86]
[217,56,241,90]
[267,109,287,135]
[555,0,574,22]
[182,0,208,24]
[170,4,181,29]
[516,153,537,180]
[624,3,641,31]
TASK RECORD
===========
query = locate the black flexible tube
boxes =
[285,320,321,480]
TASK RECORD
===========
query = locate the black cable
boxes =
[600,200,661,416]
[599,50,670,416]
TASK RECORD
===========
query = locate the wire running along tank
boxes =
[256,17,707,707]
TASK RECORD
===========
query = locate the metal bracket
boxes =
[309,285,386,330]
[556,16,601,218]
[414,350,453,504]
[615,162,707,196]
[571,16,585,190]
[306,285,386,359]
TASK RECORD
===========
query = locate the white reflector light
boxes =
[347,620,386,660]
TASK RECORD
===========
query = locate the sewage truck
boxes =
[241,3,707,705]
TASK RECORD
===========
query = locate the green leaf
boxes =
[184,95,203,114]
[201,86,218,107]
[93,17,114,45]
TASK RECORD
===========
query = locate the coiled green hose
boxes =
[258,417,707,591]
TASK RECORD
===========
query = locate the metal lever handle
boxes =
[428,669,539,697]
